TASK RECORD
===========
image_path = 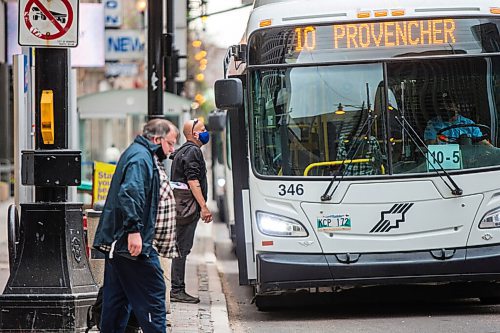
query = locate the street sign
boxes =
[105,29,145,61]
[18,0,79,47]
[104,0,122,28]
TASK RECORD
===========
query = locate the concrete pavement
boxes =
[170,221,231,333]
[0,197,232,332]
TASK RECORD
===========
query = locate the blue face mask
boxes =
[198,131,210,145]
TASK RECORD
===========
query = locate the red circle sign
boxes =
[23,0,74,41]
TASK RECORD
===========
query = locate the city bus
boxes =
[214,0,500,309]
[208,110,236,243]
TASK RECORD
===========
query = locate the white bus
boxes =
[214,0,500,309]
[209,110,236,243]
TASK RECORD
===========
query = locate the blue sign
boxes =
[104,0,122,28]
[105,30,145,61]
[24,55,29,93]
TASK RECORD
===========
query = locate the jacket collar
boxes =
[169,140,197,160]
[134,135,166,160]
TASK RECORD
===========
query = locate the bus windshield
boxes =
[250,56,500,177]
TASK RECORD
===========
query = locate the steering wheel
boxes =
[436,123,490,144]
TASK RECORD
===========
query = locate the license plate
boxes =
[317,214,351,232]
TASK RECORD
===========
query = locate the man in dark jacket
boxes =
[93,118,178,332]
[170,118,213,303]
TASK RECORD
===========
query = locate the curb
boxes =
[206,241,231,333]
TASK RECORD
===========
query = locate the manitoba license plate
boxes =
[317,214,351,232]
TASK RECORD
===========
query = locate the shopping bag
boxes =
[173,188,198,225]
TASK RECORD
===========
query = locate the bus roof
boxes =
[246,0,500,38]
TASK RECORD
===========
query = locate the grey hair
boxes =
[142,118,177,140]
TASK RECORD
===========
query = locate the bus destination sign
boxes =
[294,19,457,51]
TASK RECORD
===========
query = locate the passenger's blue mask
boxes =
[198,131,210,145]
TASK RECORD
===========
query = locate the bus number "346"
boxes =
[278,184,304,196]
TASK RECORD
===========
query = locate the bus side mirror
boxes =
[208,110,226,132]
[215,79,243,110]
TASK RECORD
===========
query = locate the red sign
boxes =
[23,0,74,41]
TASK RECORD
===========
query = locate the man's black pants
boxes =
[171,213,199,294]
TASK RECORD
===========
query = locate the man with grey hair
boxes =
[93,118,179,332]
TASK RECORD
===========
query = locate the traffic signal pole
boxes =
[0,48,98,331]
[148,0,179,113]
[148,0,164,118]
[165,0,176,94]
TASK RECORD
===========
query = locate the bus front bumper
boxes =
[256,244,500,293]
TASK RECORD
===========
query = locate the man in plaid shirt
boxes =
[93,118,179,333]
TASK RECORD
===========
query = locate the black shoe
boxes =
[170,291,200,304]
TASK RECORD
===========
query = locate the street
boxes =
[213,222,500,333]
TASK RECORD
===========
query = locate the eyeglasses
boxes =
[162,137,176,147]
[191,118,199,135]
[156,135,175,147]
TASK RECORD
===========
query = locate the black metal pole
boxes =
[148,0,164,118]
[165,0,175,94]
[0,47,98,332]
[34,48,68,202]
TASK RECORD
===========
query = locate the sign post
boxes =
[18,0,79,47]
[147,0,163,118]
[0,1,98,331]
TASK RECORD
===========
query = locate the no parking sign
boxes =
[18,0,79,47]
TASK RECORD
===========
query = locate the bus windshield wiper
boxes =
[393,114,463,196]
[321,112,373,201]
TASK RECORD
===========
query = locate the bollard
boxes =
[85,208,105,286]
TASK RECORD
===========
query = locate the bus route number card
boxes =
[317,214,351,232]
[426,144,462,171]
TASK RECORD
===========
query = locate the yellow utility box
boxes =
[40,90,55,145]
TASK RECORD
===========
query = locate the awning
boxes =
[78,89,192,119]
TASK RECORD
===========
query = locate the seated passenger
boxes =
[424,92,487,145]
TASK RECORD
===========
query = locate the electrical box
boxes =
[22,150,81,186]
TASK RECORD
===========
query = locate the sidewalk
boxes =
[0,198,231,332]
[170,221,231,333]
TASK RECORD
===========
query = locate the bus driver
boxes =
[424,91,489,145]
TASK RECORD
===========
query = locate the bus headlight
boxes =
[479,208,500,229]
[256,211,308,237]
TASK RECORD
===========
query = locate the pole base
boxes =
[0,203,98,331]
[0,293,96,331]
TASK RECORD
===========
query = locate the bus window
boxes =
[387,57,500,174]
[251,64,387,176]
[250,57,500,177]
